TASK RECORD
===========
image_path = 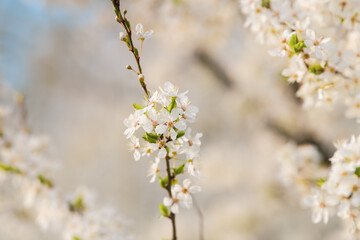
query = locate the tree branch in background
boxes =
[194,49,234,89]
[266,119,333,164]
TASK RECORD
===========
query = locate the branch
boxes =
[165,155,177,240]
[266,119,333,163]
[194,49,234,89]
[110,0,149,97]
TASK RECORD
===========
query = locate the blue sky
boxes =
[0,0,97,88]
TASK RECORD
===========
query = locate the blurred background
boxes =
[1,0,360,239]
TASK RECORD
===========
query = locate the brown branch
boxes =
[194,49,234,89]
[110,0,149,98]
[266,119,333,164]
[165,155,177,240]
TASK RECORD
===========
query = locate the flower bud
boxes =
[119,32,126,41]
[138,74,144,81]
[126,65,132,70]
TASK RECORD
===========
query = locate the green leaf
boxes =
[167,97,177,113]
[37,175,53,188]
[133,103,144,110]
[288,34,299,48]
[159,204,169,217]
[159,175,169,188]
[355,167,360,177]
[309,63,324,75]
[125,35,131,48]
[0,164,22,174]
[288,34,306,53]
[142,132,160,144]
[176,131,185,139]
[293,41,306,53]
[134,48,139,58]
[173,164,185,175]
[69,196,86,213]
[165,146,170,154]
[125,19,131,29]
[261,0,271,8]
[114,8,121,19]
[317,178,326,187]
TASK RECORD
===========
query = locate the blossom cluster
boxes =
[304,136,360,236]
[124,81,202,214]
[276,142,325,192]
[0,85,132,240]
[240,0,360,121]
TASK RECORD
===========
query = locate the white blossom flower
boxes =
[173,179,201,208]
[147,157,160,183]
[129,136,141,161]
[135,23,154,40]
[304,189,339,224]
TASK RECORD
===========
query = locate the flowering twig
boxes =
[111,2,203,240]
[110,0,149,98]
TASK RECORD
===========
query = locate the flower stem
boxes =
[110,0,149,98]
[165,155,177,240]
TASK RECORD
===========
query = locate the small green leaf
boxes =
[159,175,169,188]
[37,175,53,188]
[293,41,306,53]
[69,196,86,213]
[317,178,326,187]
[288,34,299,48]
[355,167,360,177]
[133,103,144,110]
[0,164,22,174]
[114,8,121,19]
[173,164,185,175]
[134,48,139,58]
[142,132,160,144]
[165,146,170,154]
[167,97,177,113]
[309,63,324,75]
[261,0,271,8]
[125,35,131,48]
[125,19,131,29]
[176,131,185,139]
[288,33,306,53]
[159,204,169,217]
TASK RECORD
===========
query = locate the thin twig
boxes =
[110,0,149,98]
[194,49,234,89]
[266,119,333,163]
[165,155,177,240]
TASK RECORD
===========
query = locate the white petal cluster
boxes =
[0,86,132,240]
[276,142,324,189]
[163,179,201,214]
[135,23,154,40]
[124,82,202,213]
[304,136,360,235]
[240,0,360,121]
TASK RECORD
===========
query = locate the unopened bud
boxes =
[126,65,132,70]
[119,32,126,41]
[115,16,121,23]
[123,9,127,15]
[138,74,144,81]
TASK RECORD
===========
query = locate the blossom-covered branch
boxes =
[0,85,132,240]
[110,2,203,240]
[241,0,360,122]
